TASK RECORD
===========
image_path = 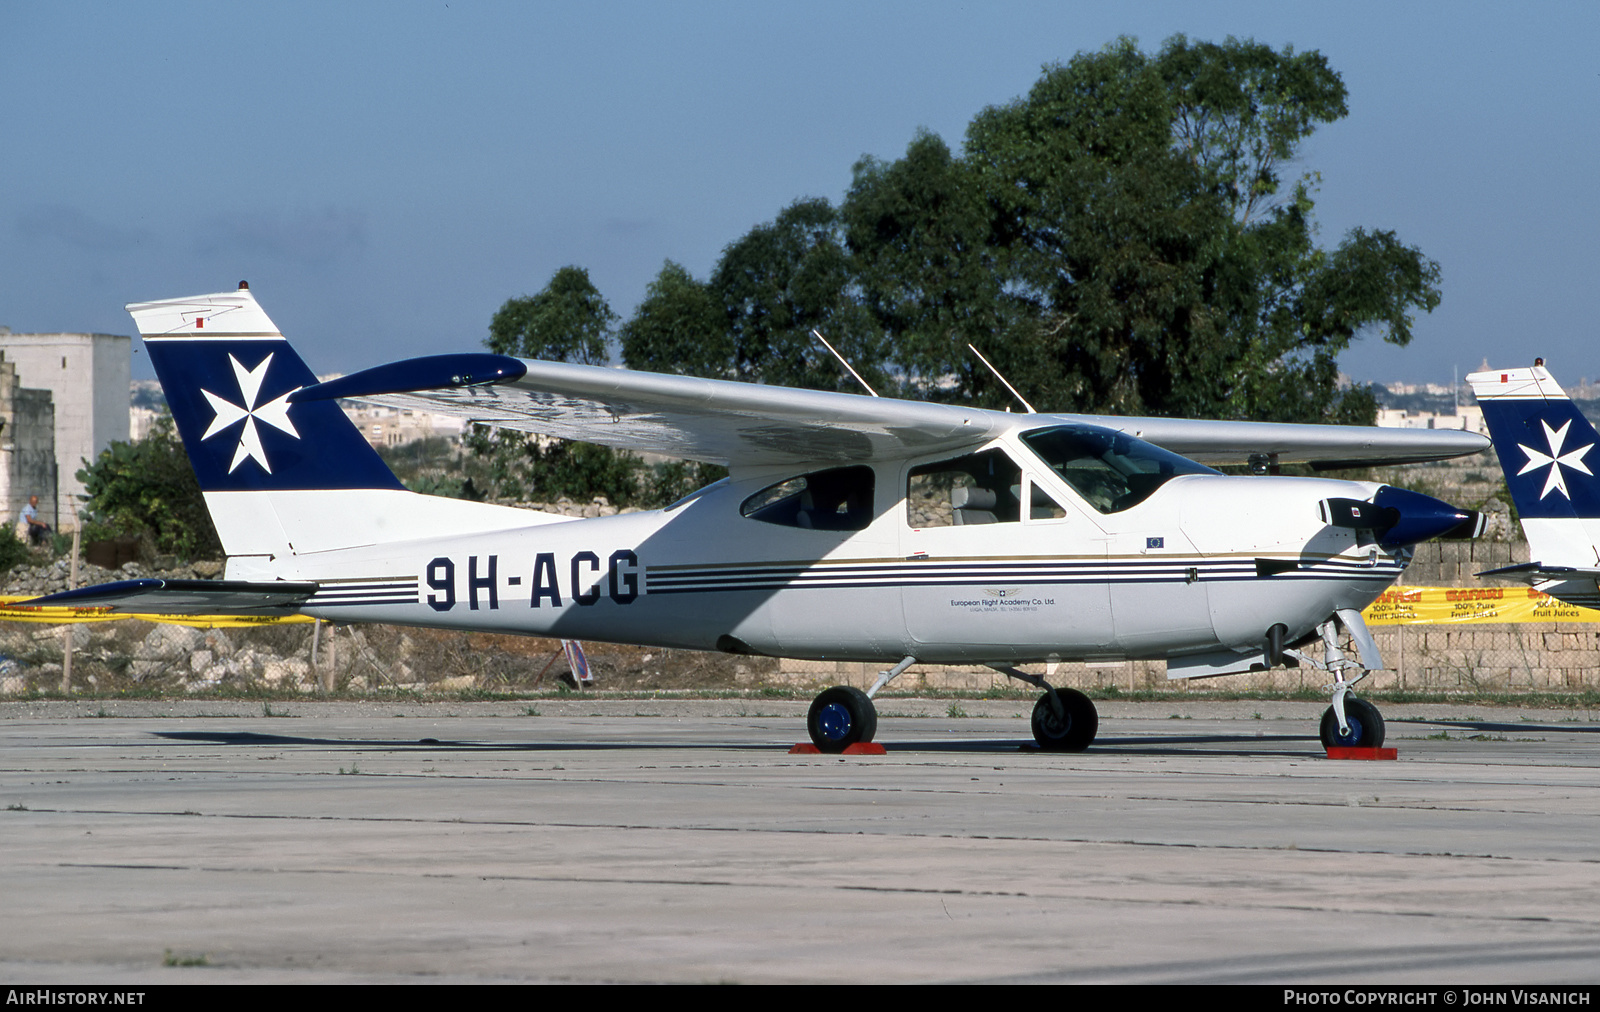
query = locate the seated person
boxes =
[19,495,50,546]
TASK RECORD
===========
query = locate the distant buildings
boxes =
[1379,381,1458,397]
[1374,404,1488,435]
[340,400,465,448]
[1372,368,1600,434]
[131,376,465,451]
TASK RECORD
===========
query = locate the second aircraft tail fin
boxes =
[1466,363,1600,570]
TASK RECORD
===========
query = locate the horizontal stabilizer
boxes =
[1478,562,1600,584]
[17,579,318,614]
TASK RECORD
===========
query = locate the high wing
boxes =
[322,355,1489,469]
[345,359,994,466]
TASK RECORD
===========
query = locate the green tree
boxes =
[482,267,665,505]
[643,459,728,505]
[461,427,533,503]
[709,197,885,393]
[77,416,222,561]
[618,260,730,377]
[523,439,642,505]
[1160,35,1350,227]
[843,35,1439,423]
[377,436,490,501]
[622,201,887,395]
[488,265,617,363]
[0,525,29,575]
[842,131,1012,403]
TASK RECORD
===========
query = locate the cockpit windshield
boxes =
[1019,424,1220,514]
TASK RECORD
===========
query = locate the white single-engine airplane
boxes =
[1468,363,1600,610]
[34,284,1491,752]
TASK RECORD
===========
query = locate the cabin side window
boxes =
[740,465,876,531]
[906,448,1024,528]
[1024,477,1068,521]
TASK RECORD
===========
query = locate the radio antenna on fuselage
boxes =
[810,328,879,397]
[967,343,1036,413]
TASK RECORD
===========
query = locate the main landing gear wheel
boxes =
[807,685,878,753]
[1320,697,1385,749]
[1031,688,1098,752]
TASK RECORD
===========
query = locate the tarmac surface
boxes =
[3,696,1600,984]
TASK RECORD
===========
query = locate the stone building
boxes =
[0,330,131,527]
[0,352,57,537]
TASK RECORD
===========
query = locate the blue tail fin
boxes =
[130,284,403,493]
[1467,365,1600,522]
[128,284,540,572]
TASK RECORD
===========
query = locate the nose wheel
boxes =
[1320,696,1385,749]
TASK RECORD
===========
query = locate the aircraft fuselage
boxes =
[270,452,1404,668]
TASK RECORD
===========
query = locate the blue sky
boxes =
[4,1,1597,390]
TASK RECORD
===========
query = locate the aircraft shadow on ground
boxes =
[1389,719,1600,734]
[151,729,1326,756]
[888,734,1324,757]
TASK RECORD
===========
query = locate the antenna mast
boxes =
[811,329,879,397]
[967,343,1036,413]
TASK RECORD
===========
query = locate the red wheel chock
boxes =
[788,742,887,755]
[1326,746,1398,760]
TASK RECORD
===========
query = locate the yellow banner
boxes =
[1362,586,1600,625]
[2,588,1592,629]
[0,596,313,629]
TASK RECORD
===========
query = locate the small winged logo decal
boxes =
[200,353,300,473]
[1517,418,1595,500]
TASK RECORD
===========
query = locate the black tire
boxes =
[1320,697,1385,749]
[1031,688,1098,751]
[807,686,878,753]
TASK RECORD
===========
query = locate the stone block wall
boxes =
[1402,539,1529,587]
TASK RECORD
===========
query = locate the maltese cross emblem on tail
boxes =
[1517,418,1595,500]
[200,353,301,473]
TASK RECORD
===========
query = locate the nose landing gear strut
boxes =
[1283,610,1387,750]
